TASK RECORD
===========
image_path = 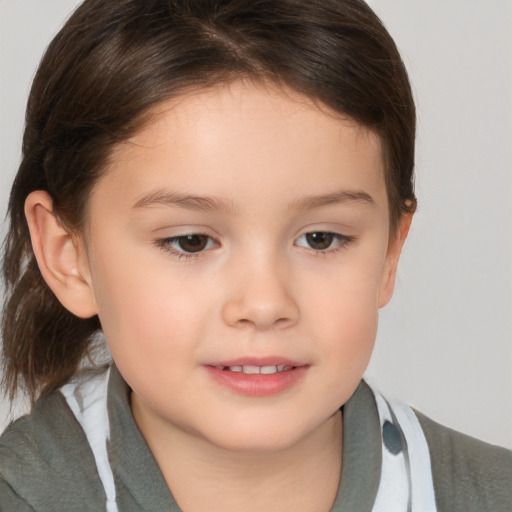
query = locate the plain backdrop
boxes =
[1,1,511,448]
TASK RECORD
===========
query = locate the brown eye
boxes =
[177,235,209,252]
[295,231,353,253]
[305,232,334,250]
[157,233,216,258]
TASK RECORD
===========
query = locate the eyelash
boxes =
[295,232,355,256]
[155,234,218,260]
[155,231,355,260]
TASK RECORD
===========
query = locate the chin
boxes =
[194,413,334,455]
[207,431,304,454]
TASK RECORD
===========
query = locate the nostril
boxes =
[235,315,294,331]
[273,317,294,329]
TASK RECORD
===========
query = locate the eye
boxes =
[295,231,353,252]
[157,234,216,255]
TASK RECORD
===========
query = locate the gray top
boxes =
[1,366,511,511]
[416,411,512,511]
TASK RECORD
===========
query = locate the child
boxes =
[0,0,510,510]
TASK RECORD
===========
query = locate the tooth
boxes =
[243,365,260,375]
[229,366,243,372]
[283,366,293,371]
[277,365,285,372]
[260,366,278,374]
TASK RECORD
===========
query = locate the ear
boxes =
[378,212,413,308]
[24,190,98,318]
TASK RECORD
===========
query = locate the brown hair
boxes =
[2,0,416,402]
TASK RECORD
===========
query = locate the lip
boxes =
[204,356,309,396]
[209,356,304,368]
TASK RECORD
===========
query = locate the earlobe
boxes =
[378,213,413,308]
[24,191,98,318]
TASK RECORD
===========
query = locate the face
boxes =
[80,81,404,453]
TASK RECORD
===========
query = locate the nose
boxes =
[221,257,299,331]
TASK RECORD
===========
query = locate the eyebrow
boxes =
[132,189,238,214]
[289,189,375,210]
[132,188,374,213]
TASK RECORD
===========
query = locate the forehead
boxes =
[97,81,387,215]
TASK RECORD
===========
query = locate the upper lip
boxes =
[206,356,306,368]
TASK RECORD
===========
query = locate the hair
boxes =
[2,0,416,403]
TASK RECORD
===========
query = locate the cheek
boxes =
[323,292,378,365]
[302,252,383,371]
[88,251,168,354]
[317,296,378,405]
[90,250,219,365]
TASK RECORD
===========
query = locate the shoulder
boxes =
[415,410,512,512]
[0,389,106,511]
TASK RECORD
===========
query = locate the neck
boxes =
[133,399,343,512]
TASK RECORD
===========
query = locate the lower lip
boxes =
[204,366,308,396]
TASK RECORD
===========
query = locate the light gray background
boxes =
[1,1,511,448]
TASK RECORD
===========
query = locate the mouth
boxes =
[212,364,296,375]
[204,358,308,396]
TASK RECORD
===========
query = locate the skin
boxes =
[26,81,411,511]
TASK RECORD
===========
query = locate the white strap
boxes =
[371,388,437,512]
[60,368,118,512]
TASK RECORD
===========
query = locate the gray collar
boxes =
[107,366,381,511]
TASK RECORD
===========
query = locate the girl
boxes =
[1,1,511,511]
